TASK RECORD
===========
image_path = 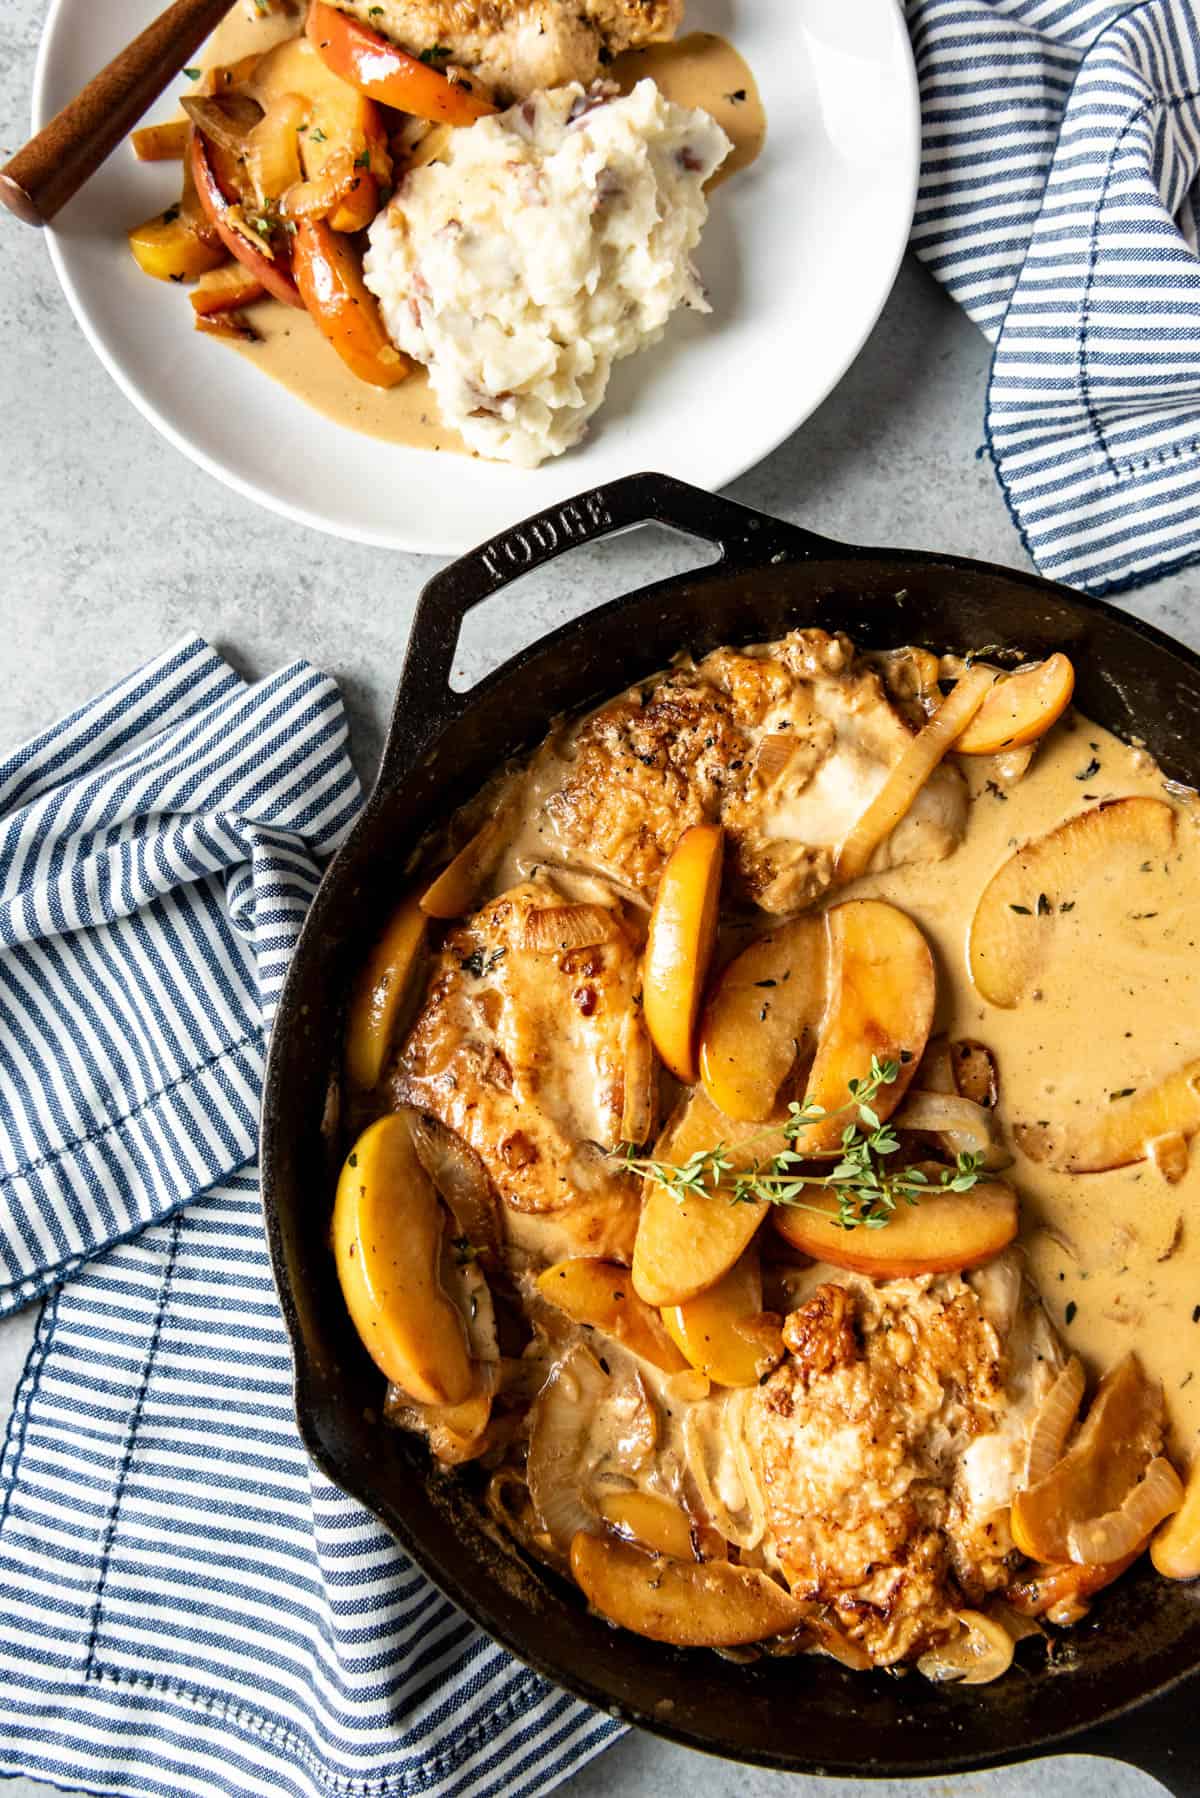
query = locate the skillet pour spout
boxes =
[261,472,1200,1794]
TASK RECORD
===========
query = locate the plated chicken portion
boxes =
[334,0,684,100]
[746,1256,1062,1667]
[532,629,967,913]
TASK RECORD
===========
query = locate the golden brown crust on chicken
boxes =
[535,630,967,914]
[393,877,644,1247]
[745,1259,1061,1667]
[333,0,684,101]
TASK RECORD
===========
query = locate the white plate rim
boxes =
[32,1,921,556]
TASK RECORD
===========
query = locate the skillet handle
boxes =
[381,472,838,778]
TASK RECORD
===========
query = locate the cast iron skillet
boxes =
[261,473,1200,1793]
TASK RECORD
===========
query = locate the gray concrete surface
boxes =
[2,1,1198,1792]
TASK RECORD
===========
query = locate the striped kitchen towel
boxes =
[907,0,1200,595]
[0,637,618,1798]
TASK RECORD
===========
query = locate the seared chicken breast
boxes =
[393,875,646,1258]
[742,1252,1063,1666]
[532,630,967,913]
[334,0,684,100]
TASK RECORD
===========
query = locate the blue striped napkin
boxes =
[907,0,1200,595]
[0,637,618,1798]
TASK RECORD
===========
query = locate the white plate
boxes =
[34,0,919,556]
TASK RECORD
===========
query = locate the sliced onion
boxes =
[526,1345,608,1550]
[410,1114,502,1268]
[181,93,261,155]
[620,1002,657,1145]
[1067,1456,1184,1566]
[895,1090,999,1162]
[836,664,997,880]
[520,903,621,952]
[1024,1356,1085,1488]
[754,733,798,786]
[684,1390,767,1552]
[918,1611,1014,1686]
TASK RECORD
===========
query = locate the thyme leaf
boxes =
[614,1055,984,1233]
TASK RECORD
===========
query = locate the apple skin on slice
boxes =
[643,824,724,1084]
[772,1179,1018,1276]
[333,1112,474,1405]
[698,915,825,1123]
[955,655,1076,755]
[788,899,935,1157]
[570,1531,804,1645]
[1017,1059,1200,1174]
[968,797,1176,1008]
[631,1090,781,1309]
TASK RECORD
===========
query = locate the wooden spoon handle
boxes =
[0,0,236,227]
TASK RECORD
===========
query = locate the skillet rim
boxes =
[260,472,1200,1787]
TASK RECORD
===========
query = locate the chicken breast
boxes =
[530,630,967,914]
[392,875,646,1259]
[334,0,684,101]
[741,1252,1063,1667]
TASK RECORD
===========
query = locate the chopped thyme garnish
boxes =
[615,1056,983,1233]
[1076,757,1101,781]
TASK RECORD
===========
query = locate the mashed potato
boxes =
[364,80,730,465]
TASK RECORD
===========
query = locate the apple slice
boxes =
[955,655,1076,754]
[1010,1353,1164,1563]
[968,797,1176,1008]
[128,204,227,283]
[1152,1458,1200,1580]
[597,1492,698,1561]
[789,899,935,1156]
[535,1258,687,1375]
[1007,1551,1142,1626]
[189,129,305,307]
[570,1531,804,1646]
[772,1179,1018,1276]
[132,120,190,161]
[660,1249,781,1387]
[698,915,825,1123]
[420,816,507,920]
[293,219,411,389]
[307,2,495,126]
[643,824,724,1084]
[837,663,996,880]
[190,263,266,317]
[1017,1059,1200,1175]
[333,1111,474,1404]
[344,888,427,1090]
[631,1090,778,1309]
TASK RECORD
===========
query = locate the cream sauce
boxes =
[849,716,1200,1460]
[195,14,760,444]
[611,33,766,188]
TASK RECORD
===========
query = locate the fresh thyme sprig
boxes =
[616,1055,984,1232]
